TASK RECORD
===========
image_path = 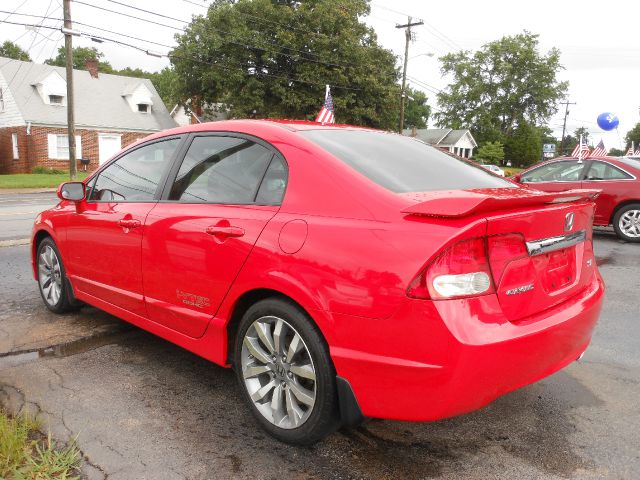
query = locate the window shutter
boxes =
[47,134,58,159]
[12,133,19,159]
[75,135,82,158]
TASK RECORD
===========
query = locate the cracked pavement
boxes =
[0,229,639,479]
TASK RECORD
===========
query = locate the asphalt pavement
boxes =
[0,191,58,243]
[0,206,638,479]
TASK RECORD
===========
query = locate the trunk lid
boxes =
[485,201,596,321]
[402,187,599,321]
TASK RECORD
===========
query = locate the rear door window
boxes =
[169,136,274,204]
[584,161,633,180]
[255,154,287,205]
[299,129,512,193]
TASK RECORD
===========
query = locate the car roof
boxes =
[135,119,382,146]
[163,119,376,135]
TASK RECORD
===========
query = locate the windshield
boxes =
[299,129,513,193]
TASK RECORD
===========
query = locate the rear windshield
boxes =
[299,129,513,193]
[618,157,640,171]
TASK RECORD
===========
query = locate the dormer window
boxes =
[123,83,154,114]
[32,71,67,105]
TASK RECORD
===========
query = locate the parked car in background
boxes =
[513,156,640,242]
[32,121,604,445]
[480,164,505,176]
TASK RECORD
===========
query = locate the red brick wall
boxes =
[0,126,152,174]
[0,126,29,174]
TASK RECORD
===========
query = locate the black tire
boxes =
[233,297,339,445]
[36,238,82,313]
[612,203,640,243]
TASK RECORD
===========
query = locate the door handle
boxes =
[117,219,141,229]
[205,225,245,238]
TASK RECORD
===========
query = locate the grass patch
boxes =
[0,173,87,189]
[31,166,68,175]
[0,411,81,479]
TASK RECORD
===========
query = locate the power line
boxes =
[371,2,462,52]
[4,0,56,90]
[1,0,29,23]
[175,0,346,42]
[103,0,189,25]
[407,76,441,95]
[72,0,358,70]
[0,19,364,91]
[0,10,173,49]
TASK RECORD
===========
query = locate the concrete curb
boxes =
[0,238,30,248]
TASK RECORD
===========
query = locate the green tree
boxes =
[608,147,624,157]
[46,46,114,73]
[539,126,557,147]
[435,31,568,145]
[574,126,590,145]
[504,121,542,167]
[624,122,640,149]
[561,134,577,156]
[475,141,505,164]
[148,68,181,109]
[403,87,430,129]
[0,41,30,61]
[171,0,400,129]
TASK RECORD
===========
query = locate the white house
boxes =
[404,128,478,158]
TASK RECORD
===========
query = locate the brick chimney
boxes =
[85,58,99,79]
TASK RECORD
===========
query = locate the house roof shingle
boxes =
[403,127,477,148]
[0,57,176,131]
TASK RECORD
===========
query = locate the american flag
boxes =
[571,135,590,159]
[591,140,607,157]
[315,85,335,124]
[625,142,635,156]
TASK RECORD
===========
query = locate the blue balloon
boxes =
[597,112,619,131]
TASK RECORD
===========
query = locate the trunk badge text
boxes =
[565,212,575,232]
[505,284,535,296]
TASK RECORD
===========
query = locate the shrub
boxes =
[31,166,66,175]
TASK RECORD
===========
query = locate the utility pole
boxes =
[559,100,576,156]
[396,16,423,134]
[63,0,77,180]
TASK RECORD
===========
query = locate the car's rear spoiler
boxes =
[401,188,601,218]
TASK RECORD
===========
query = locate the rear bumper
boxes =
[330,271,604,421]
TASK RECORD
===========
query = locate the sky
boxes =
[1,0,639,149]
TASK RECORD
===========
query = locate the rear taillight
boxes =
[407,237,495,300]
[487,233,528,284]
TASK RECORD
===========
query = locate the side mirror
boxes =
[57,182,86,201]
[512,173,522,182]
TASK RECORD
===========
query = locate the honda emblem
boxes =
[565,212,575,232]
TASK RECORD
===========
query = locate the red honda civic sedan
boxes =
[32,120,604,445]
[513,156,640,242]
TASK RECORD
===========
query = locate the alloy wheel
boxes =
[38,245,63,306]
[619,209,640,238]
[240,315,317,429]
